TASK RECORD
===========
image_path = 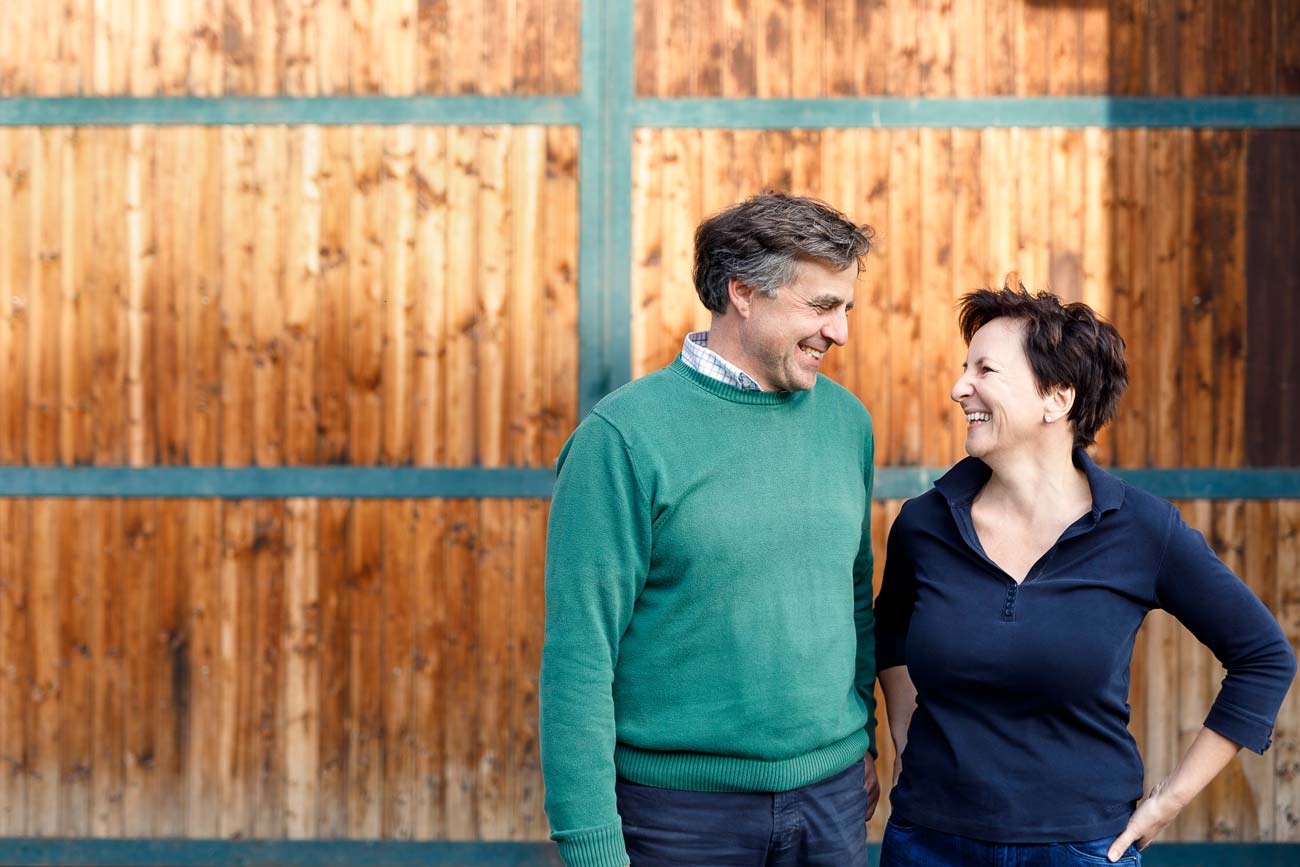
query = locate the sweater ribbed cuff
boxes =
[555,823,629,867]
[1204,698,1276,755]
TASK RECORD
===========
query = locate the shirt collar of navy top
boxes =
[932,447,1126,518]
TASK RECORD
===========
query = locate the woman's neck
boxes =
[977,444,1091,519]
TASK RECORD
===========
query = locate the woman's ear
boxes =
[1044,385,1075,424]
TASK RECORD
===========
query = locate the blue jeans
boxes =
[880,817,1141,867]
[614,760,870,866]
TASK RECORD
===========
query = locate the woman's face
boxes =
[950,317,1052,460]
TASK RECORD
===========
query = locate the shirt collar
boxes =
[680,331,763,391]
[933,447,1126,516]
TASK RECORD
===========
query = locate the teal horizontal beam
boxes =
[0,467,556,499]
[0,96,587,126]
[0,466,1296,500]
[0,840,1293,867]
[634,96,1300,129]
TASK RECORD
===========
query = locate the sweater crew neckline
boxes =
[669,357,810,405]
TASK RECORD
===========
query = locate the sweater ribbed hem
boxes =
[668,357,810,404]
[613,728,870,793]
[553,823,629,867]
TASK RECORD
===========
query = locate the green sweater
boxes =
[540,359,878,867]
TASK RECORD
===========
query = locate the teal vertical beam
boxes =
[577,0,636,418]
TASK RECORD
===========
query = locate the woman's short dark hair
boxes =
[693,193,875,314]
[957,280,1128,450]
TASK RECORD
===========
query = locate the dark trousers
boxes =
[880,817,1141,867]
[614,760,870,867]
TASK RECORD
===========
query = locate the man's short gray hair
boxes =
[692,193,875,314]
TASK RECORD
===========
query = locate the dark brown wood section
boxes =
[1245,131,1300,467]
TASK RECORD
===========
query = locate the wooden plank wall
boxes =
[0,0,581,96]
[635,0,1300,97]
[0,126,580,467]
[1,0,1298,848]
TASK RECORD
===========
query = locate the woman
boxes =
[874,285,1295,866]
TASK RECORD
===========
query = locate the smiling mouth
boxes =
[965,411,990,425]
[798,344,825,361]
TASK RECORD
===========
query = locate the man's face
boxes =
[737,260,857,392]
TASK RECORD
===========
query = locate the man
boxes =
[540,193,879,867]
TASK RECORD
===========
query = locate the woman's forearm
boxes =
[878,665,918,779]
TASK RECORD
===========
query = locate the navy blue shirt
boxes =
[875,450,1296,843]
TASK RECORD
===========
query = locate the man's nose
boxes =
[822,308,849,346]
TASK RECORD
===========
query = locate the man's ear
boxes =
[727,277,756,319]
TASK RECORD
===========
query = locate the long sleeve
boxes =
[1155,505,1297,754]
[873,507,918,671]
[540,413,652,867]
[852,425,878,756]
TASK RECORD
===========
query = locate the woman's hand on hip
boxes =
[1106,777,1184,861]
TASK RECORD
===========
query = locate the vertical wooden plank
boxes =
[29,127,62,465]
[951,0,986,97]
[541,127,579,461]
[1079,0,1109,94]
[1148,130,1183,468]
[417,0,449,93]
[1275,501,1300,840]
[253,128,287,467]
[515,0,546,93]
[1046,1,1082,95]
[284,497,320,838]
[1280,0,1300,94]
[723,0,756,97]
[382,126,416,465]
[186,128,223,466]
[63,129,94,465]
[635,0,660,95]
[121,500,156,835]
[1173,501,1212,839]
[444,127,478,466]
[918,0,954,97]
[0,130,28,463]
[509,127,546,465]
[887,0,918,96]
[285,127,321,467]
[984,0,1015,95]
[951,128,987,459]
[221,128,255,467]
[655,0,692,97]
[349,127,385,465]
[656,129,704,375]
[217,501,251,836]
[153,129,187,464]
[315,500,350,836]
[475,124,509,465]
[411,500,447,837]
[252,501,286,836]
[544,0,581,94]
[380,0,417,95]
[347,500,383,835]
[918,129,956,466]
[126,125,157,466]
[412,127,447,467]
[755,0,792,97]
[1048,129,1084,303]
[90,129,126,466]
[790,0,824,98]
[855,0,888,95]
[1146,0,1180,95]
[1243,0,1277,96]
[850,129,891,461]
[1109,0,1147,95]
[1142,609,1180,802]
[1016,0,1049,94]
[447,0,481,93]
[631,130,663,379]
[35,501,69,835]
[0,501,29,834]
[90,501,123,836]
[1176,0,1207,96]
[222,0,255,95]
[188,0,224,96]
[1183,131,1227,468]
[816,129,856,392]
[476,499,513,837]
[381,500,415,837]
[1244,131,1300,467]
[151,501,187,836]
[512,499,548,838]
[443,499,479,836]
[696,0,726,96]
[480,0,512,95]
[317,127,351,465]
[983,127,1018,297]
[1212,129,1247,469]
[184,500,221,835]
[60,503,97,836]
[1111,129,1149,467]
[1207,0,1246,94]
[1082,128,1115,461]
[1016,128,1051,291]
[887,129,922,464]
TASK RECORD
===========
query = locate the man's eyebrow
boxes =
[810,294,853,308]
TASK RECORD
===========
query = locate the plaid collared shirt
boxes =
[680,331,763,391]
